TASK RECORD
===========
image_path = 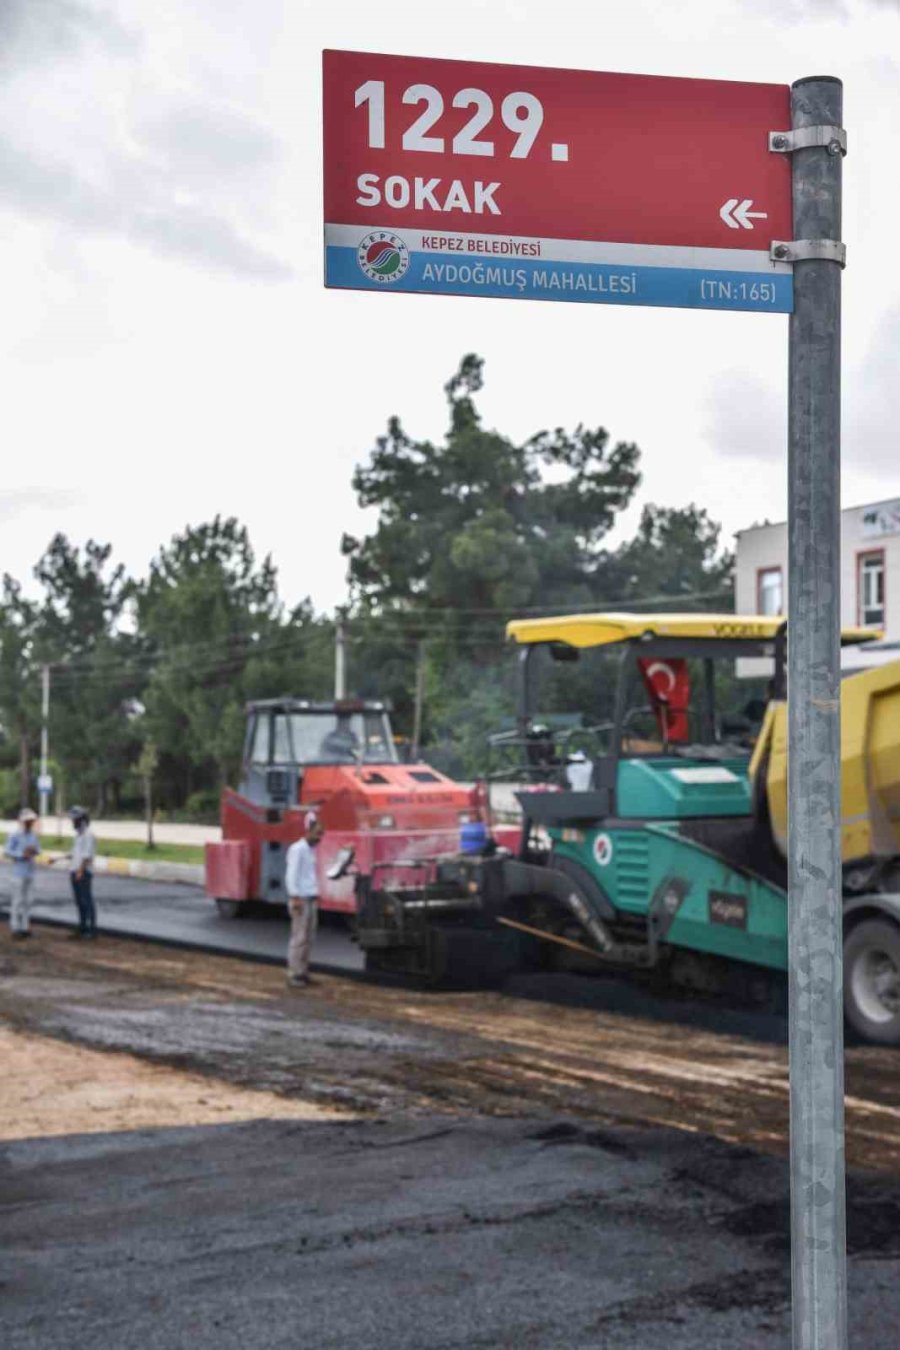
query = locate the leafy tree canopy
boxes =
[344,354,642,622]
[601,504,735,607]
[135,517,332,790]
[31,537,139,813]
[0,577,39,806]
[35,534,126,657]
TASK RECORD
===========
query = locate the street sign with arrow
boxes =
[324,51,793,312]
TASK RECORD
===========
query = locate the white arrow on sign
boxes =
[719,198,769,230]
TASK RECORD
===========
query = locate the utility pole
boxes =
[783,76,847,1350]
[334,614,347,699]
[39,664,51,821]
[411,641,426,761]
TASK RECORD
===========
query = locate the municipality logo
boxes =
[358,232,410,284]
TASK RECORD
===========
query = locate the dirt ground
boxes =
[2,927,900,1169]
[0,1024,346,1141]
[3,928,900,1349]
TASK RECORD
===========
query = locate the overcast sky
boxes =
[2,0,899,613]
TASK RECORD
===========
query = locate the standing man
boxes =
[284,811,323,988]
[4,808,41,940]
[68,806,97,939]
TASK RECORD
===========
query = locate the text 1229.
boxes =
[354,81,548,160]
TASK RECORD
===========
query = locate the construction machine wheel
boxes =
[844,919,900,1045]
[215,899,246,920]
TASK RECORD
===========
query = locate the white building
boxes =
[735,497,898,639]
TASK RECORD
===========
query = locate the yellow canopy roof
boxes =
[505,612,879,649]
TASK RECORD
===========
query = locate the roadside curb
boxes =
[35,852,204,887]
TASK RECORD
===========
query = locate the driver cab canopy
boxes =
[245,698,397,769]
[507,612,793,651]
[240,699,398,807]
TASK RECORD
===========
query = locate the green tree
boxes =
[601,504,734,608]
[32,535,139,814]
[35,536,126,651]
[340,354,642,753]
[0,577,40,808]
[135,517,332,801]
[344,354,642,632]
[341,354,642,746]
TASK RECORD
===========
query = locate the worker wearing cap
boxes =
[284,812,323,987]
[68,807,97,938]
[4,808,41,939]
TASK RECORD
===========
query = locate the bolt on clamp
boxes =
[770,239,847,266]
[769,125,847,156]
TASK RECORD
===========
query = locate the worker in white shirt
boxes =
[4,808,41,939]
[283,811,323,987]
[68,806,97,939]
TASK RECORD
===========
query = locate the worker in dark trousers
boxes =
[68,806,97,938]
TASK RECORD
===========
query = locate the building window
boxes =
[858,551,885,627]
[757,566,784,616]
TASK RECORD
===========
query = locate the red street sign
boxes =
[323,50,793,312]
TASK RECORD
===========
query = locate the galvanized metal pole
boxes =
[787,76,847,1350]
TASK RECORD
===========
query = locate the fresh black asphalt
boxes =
[0,863,364,973]
[4,1115,900,1349]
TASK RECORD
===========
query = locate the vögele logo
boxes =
[593,833,614,867]
[358,231,410,284]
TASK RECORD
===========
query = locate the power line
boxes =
[14,582,735,693]
[342,583,734,621]
[43,627,316,683]
[47,579,734,672]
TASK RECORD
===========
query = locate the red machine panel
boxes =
[205,840,252,901]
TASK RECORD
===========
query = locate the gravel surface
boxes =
[4,1116,900,1350]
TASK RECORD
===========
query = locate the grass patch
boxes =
[38,836,205,866]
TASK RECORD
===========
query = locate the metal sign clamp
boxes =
[770,238,847,266]
[769,125,847,156]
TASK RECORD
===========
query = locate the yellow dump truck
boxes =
[750,654,900,1040]
[754,658,900,881]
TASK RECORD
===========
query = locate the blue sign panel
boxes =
[326,226,792,313]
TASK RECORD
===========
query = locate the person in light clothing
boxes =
[4,808,41,939]
[284,812,323,987]
[68,806,97,938]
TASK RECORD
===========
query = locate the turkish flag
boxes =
[638,658,691,743]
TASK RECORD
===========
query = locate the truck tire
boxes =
[844,919,900,1045]
[215,899,246,920]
